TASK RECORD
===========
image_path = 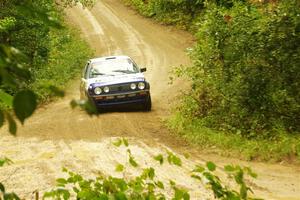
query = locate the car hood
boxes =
[88,73,145,87]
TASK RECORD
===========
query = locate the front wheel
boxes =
[142,95,152,111]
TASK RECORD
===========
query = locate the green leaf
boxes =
[234,170,244,185]
[244,167,258,178]
[224,165,235,172]
[148,167,155,179]
[206,161,216,171]
[56,178,68,185]
[172,156,182,166]
[112,178,128,191]
[115,164,124,172]
[0,182,5,192]
[0,157,13,167]
[183,191,190,200]
[129,156,138,168]
[61,189,70,200]
[0,90,13,107]
[0,110,4,127]
[167,151,182,166]
[113,139,122,147]
[13,90,37,124]
[155,181,164,189]
[240,183,247,199]
[147,182,155,192]
[169,180,176,187]
[6,113,17,135]
[191,174,202,181]
[193,165,205,173]
[122,138,129,147]
[154,154,164,165]
[3,192,20,200]
[73,187,79,193]
[174,187,190,200]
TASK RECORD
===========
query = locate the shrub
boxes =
[179,0,300,136]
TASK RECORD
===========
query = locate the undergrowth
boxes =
[167,112,300,162]
[123,0,300,163]
[29,25,93,103]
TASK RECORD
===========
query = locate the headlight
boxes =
[103,86,110,93]
[130,83,137,90]
[94,87,102,95]
[138,82,145,90]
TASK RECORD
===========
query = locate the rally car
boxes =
[80,55,151,111]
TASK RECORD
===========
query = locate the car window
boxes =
[88,58,139,78]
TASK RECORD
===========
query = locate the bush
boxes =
[29,26,92,102]
[178,0,300,137]
[125,0,300,160]
[123,0,204,30]
[0,0,93,104]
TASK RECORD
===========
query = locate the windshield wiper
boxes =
[111,70,135,74]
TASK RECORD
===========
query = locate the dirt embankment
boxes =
[0,0,299,199]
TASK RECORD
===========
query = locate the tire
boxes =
[143,95,152,111]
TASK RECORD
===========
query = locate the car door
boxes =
[80,61,90,100]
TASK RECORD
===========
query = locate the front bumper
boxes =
[90,90,150,107]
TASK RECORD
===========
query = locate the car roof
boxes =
[89,55,131,63]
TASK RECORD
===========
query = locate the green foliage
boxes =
[168,113,300,161]
[43,139,260,200]
[0,0,93,134]
[167,151,182,166]
[128,149,139,168]
[177,0,300,137]
[0,17,16,32]
[13,90,37,124]
[153,154,164,165]
[112,138,130,147]
[115,164,125,172]
[127,0,300,154]
[0,1,94,198]
[44,168,167,200]
[0,157,12,167]
[191,162,261,200]
[123,0,204,30]
[154,152,182,166]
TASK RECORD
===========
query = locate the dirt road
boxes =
[0,0,299,199]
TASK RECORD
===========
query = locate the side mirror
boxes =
[140,68,147,72]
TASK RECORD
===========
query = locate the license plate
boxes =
[117,95,126,98]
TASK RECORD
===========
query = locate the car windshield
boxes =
[89,58,139,78]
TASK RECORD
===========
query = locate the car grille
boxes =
[109,83,132,93]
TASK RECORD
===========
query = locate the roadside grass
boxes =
[167,112,300,163]
[29,24,93,102]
